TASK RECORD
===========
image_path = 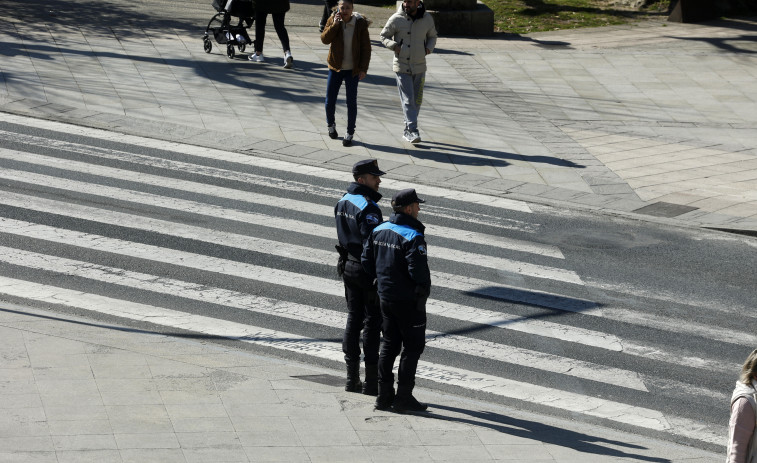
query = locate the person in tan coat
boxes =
[321,0,371,147]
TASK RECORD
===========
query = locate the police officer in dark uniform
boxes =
[334,159,386,395]
[362,188,430,413]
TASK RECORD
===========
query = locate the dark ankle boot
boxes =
[374,382,395,411]
[345,362,362,393]
[393,386,428,413]
[362,363,378,396]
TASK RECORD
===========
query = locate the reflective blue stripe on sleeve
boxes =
[374,222,422,241]
[339,193,369,211]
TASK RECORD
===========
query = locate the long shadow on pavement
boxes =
[421,403,673,463]
[413,141,586,168]
[667,34,757,54]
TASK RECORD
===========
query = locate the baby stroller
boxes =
[203,0,254,59]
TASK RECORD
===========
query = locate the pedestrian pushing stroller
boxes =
[203,0,254,59]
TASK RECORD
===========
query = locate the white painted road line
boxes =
[0,147,562,257]
[0,170,582,284]
[0,118,533,214]
[0,246,650,390]
[0,276,723,446]
[0,217,737,372]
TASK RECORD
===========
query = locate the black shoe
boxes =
[328,124,338,139]
[374,383,395,411]
[362,363,378,396]
[345,379,362,393]
[342,133,353,147]
[345,362,362,393]
[393,394,428,413]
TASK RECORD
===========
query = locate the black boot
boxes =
[345,362,362,393]
[374,382,395,411]
[362,363,378,396]
[393,386,428,413]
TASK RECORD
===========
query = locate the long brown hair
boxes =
[740,348,757,385]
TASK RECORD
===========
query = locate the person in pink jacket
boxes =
[727,348,757,463]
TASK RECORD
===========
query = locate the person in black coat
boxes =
[249,0,294,68]
[362,188,431,413]
[334,159,386,396]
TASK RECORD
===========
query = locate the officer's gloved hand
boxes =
[414,284,431,300]
[335,245,348,277]
[367,279,380,307]
[414,284,430,314]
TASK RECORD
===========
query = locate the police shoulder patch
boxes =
[366,213,380,225]
[417,245,427,256]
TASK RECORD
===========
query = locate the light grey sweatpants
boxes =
[395,72,425,133]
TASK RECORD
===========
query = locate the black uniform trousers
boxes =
[342,260,381,365]
[377,298,427,389]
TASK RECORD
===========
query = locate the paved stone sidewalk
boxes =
[0,304,720,462]
[0,0,755,233]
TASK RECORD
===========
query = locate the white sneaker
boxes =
[342,133,353,147]
[403,130,420,143]
[283,50,293,69]
[328,124,338,139]
[248,52,264,62]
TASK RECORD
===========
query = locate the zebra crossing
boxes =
[0,112,749,451]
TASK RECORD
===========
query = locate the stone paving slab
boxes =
[0,303,721,462]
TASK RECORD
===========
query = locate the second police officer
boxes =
[362,188,430,413]
[334,159,386,395]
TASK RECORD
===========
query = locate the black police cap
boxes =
[391,188,425,208]
[352,159,386,176]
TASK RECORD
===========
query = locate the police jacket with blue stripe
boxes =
[335,182,383,261]
[362,212,431,302]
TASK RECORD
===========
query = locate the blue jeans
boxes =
[325,69,360,135]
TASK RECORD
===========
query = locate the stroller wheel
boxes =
[203,38,212,54]
[226,44,235,59]
[239,43,246,53]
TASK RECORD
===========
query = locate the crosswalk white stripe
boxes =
[0,276,722,446]
[10,141,744,327]
[0,170,582,284]
[1,182,746,354]
[432,271,757,349]
[0,246,650,391]
[0,118,534,215]
[0,147,563,258]
[0,217,737,372]
[0,216,620,351]
[0,216,343,296]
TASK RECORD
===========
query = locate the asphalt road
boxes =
[0,115,755,452]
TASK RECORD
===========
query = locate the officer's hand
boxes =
[414,284,430,300]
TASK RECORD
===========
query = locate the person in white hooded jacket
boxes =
[379,0,437,144]
[727,348,757,463]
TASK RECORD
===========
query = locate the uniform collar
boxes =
[347,182,382,202]
[390,212,425,233]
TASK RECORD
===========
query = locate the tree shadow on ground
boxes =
[0,0,206,36]
[419,403,673,463]
[497,34,574,49]
[666,34,757,54]
[520,0,667,19]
